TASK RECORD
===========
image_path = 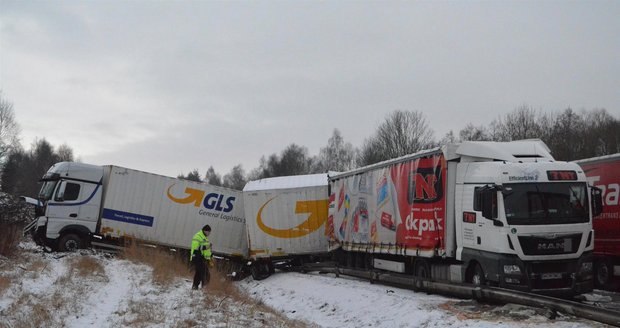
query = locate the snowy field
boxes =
[0,242,610,327]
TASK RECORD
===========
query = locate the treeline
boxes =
[453,106,619,161]
[1,139,75,197]
[1,94,77,221]
[179,106,619,188]
[1,90,618,202]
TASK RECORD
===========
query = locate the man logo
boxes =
[257,197,329,238]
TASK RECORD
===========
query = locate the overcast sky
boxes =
[1,0,619,178]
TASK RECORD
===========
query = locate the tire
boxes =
[251,261,270,280]
[58,233,82,252]
[470,263,486,286]
[595,261,612,288]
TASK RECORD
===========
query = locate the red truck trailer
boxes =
[575,154,620,289]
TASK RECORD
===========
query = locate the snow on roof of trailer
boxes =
[243,173,328,191]
[573,153,620,164]
[329,147,442,180]
[456,139,553,162]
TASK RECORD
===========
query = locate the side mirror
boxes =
[591,186,603,218]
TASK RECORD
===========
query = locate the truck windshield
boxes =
[38,181,58,201]
[502,182,589,225]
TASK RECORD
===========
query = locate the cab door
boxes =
[46,180,102,238]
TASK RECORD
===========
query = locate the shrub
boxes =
[0,222,22,257]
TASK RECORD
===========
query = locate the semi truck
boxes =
[327,140,602,296]
[574,153,620,289]
[242,174,329,279]
[24,162,248,259]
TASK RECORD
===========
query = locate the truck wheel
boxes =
[58,233,82,252]
[595,261,612,288]
[251,262,270,280]
[470,263,486,286]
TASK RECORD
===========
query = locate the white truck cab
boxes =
[452,141,596,294]
[32,162,104,251]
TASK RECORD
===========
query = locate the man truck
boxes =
[328,140,602,296]
[575,153,620,289]
[24,162,248,259]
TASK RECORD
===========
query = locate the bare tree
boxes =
[248,144,313,179]
[0,93,20,163]
[439,130,459,144]
[490,105,544,141]
[315,129,356,172]
[178,169,202,182]
[582,108,620,157]
[56,144,74,162]
[358,110,435,166]
[356,137,385,167]
[223,164,246,190]
[459,124,490,141]
[204,166,222,186]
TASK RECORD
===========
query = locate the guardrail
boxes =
[294,263,620,327]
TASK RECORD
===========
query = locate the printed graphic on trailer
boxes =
[165,184,245,224]
[102,208,154,227]
[329,153,446,250]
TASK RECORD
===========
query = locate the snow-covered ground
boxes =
[239,271,607,328]
[0,242,609,327]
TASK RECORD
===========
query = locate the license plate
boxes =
[541,273,562,280]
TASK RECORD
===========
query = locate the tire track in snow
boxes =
[65,259,133,327]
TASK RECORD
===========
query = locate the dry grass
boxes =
[201,269,309,328]
[0,275,11,294]
[5,293,54,328]
[118,243,309,327]
[120,242,190,286]
[71,256,106,277]
[0,222,22,257]
[122,299,165,327]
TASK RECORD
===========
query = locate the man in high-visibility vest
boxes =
[190,224,212,289]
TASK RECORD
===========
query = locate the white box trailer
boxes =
[30,162,248,258]
[243,174,329,278]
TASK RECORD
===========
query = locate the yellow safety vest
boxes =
[190,230,212,261]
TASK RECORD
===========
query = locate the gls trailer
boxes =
[25,163,248,259]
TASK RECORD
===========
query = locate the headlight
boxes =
[503,264,521,275]
[580,262,593,273]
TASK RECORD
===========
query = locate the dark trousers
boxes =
[192,256,210,289]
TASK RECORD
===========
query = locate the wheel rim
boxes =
[65,240,78,252]
[472,265,483,285]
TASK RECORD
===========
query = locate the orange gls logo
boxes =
[257,197,329,238]
[166,184,236,212]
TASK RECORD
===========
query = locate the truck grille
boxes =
[518,234,582,256]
